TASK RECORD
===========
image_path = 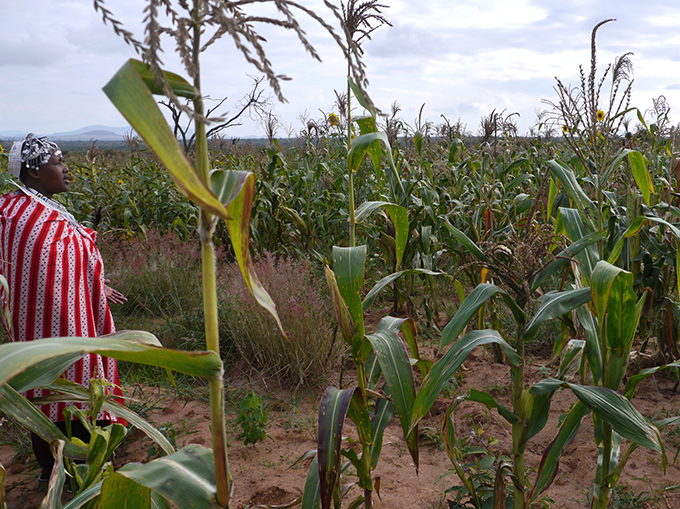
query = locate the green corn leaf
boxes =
[547,177,558,221]
[523,288,592,341]
[559,208,599,280]
[114,445,219,509]
[607,216,646,264]
[467,389,519,424]
[410,329,519,432]
[370,398,395,469]
[40,379,176,456]
[526,392,556,442]
[441,284,519,351]
[97,471,152,509]
[4,330,157,392]
[0,385,87,461]
[332,246,366,334]
[377,316,430,379]
[548,160,594,212]
[505,172,532,193]
[603,267,637,353]
[346,389,372,450]
[318,386,355,509]
[354,201,408,268]
[0,333,222,392]
[557,339,585,380]
[442,221,490,262]
[325,267,354,346]
[367,330,418,469]
[355,115,378,135]
[528,402,591,504]
[590,261,626,332]
[348,132,389,174]
[531,231,605,291]
[301,456,321,509]
[127,59,197,99]
[340,448,371,490]
[628,151,654,205]
[103,59,227,218]
[529,377,565,395]
[216,169,284,335]
[414,130,423,155]
[623,361,680,400]
[349,78,374,116]
[448,139,464,163]
[363,268,441,315]
[602,269,640,390]
[62,480,103,509]
[577,305,603,385]
[568,383,664,454]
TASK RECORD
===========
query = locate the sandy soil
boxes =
[2,344,680,509]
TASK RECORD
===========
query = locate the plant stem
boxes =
[347,64,355,248]
[511,321,527,509]
[356,361,373,509]
[595,424,613,509]
[192,1,231,506]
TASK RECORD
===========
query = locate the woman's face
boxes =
[35,150,71,198]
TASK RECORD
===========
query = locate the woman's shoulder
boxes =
[0,191,58,223]
[0,190,31,210]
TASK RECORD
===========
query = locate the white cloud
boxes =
[2,0,680,137]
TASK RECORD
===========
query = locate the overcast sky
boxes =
[1,0,679,138]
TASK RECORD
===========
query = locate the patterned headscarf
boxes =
[7,133,61,178]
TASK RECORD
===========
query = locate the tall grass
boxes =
[220,253,341,385]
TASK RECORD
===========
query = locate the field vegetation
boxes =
[0,6,679,509]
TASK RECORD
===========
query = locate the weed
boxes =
[420,425,444,450]
[445,454,513,509]
[0,417,34,468]
[236,391,269,446]
[220,253,342,385]
[100,229,204,326]
[588,484,656,508]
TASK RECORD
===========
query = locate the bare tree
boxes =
[159,76,272,152]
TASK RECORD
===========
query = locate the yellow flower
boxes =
[328,113,339,127]
[596,110,605,122]
[118,180,124,185]
[562,125,569,134]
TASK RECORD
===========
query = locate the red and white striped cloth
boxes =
[0,190,124,423]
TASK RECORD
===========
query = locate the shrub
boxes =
[220,253,341,384]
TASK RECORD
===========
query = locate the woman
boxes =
[2,134,126,482]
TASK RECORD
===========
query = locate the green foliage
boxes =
[445,454,513,509]
[235,391,268,446]
[64,151,198,239]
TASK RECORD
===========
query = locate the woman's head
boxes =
[8,134,70,197]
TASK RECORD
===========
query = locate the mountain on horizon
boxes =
[0,125,132,141]
[1,125,264,142]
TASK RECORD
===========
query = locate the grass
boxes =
[220,252,343,385]
[0,417,34,468]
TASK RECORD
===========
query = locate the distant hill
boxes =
[0,125,132,142]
